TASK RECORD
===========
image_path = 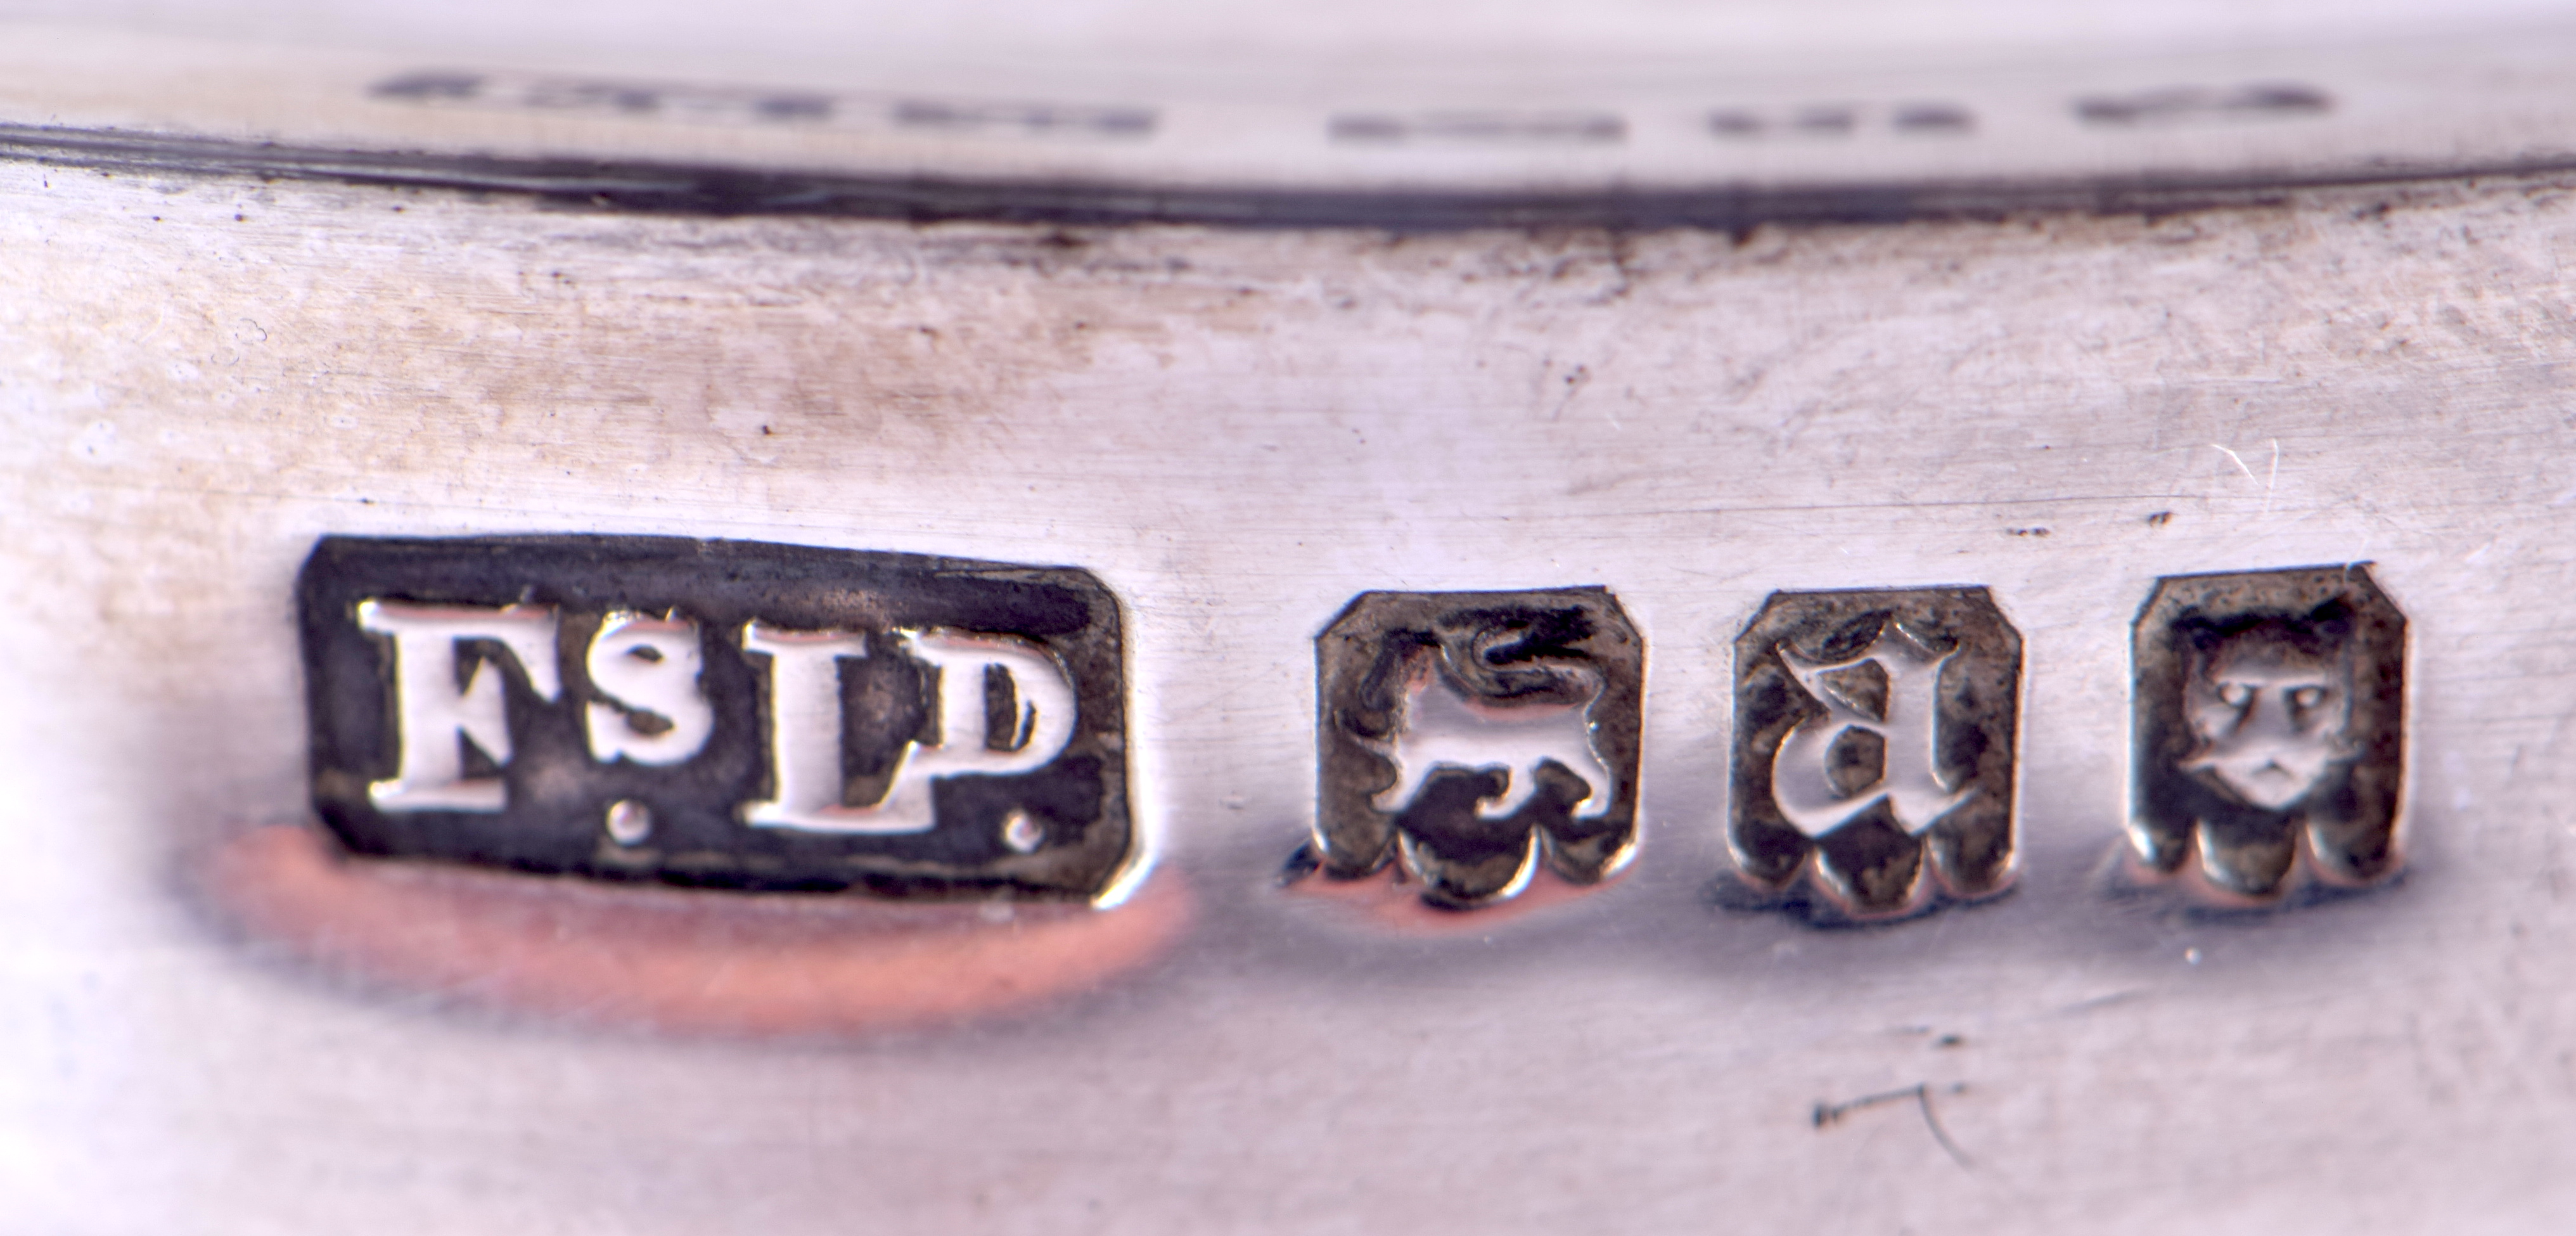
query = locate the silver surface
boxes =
[9,113,2576,1232]
[22,5,2576,200]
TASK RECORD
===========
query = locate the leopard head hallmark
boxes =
[1306,589,1643,910]
[2129,565,2407,905]
[2181,621,2355,813]
[1725,588,2023,922]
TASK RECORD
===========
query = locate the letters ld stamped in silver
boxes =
[297,535,1131,899]
[2128,564,2407,904]
[1727,588,2023,921]
[1309,589,1643,908]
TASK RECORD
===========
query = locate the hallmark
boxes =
[1727,588,2022,920]
[371,70,1157,139]
[298,535,1131,898]
[2128,564,2406,903]
[1308,589,1643,908]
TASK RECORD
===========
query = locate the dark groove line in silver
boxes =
[8,121,2575,230]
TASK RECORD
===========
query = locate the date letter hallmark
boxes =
[2129,565,2407,905]
[297,536,1133,900]
[1727,588,2023,921]
[1307,589,1643,909]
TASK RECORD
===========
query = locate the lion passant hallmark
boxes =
[1306,589,1644,908]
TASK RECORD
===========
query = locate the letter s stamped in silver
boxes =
[297,535,1132,899]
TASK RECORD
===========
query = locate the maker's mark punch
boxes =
[298,535,1132,899]
[1311,589,1643,908]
